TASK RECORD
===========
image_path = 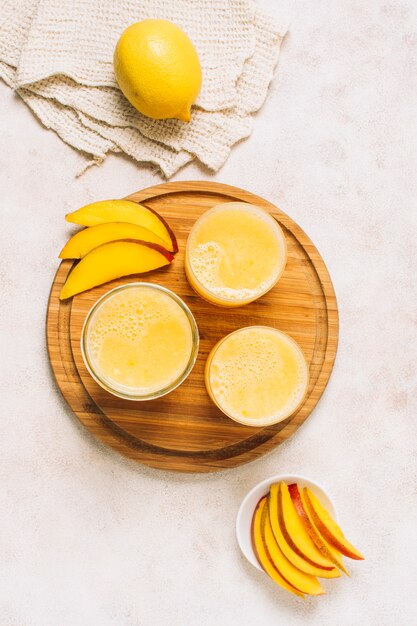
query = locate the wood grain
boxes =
[46,181,338,472]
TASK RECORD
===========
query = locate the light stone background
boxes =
[1,1,416,624]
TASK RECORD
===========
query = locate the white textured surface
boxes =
[1,1,416,624]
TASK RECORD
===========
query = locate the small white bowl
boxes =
[236,474,337,571]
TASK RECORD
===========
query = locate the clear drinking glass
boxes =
[81,283,199,401]
[185,202,287,307]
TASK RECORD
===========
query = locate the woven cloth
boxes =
[0,0,290,177]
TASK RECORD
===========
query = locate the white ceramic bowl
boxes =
[236,474,337,571]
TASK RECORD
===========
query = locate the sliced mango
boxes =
[66,200,178,253]
[59,222,168,259]
[268,487,340,579]
[261,500,324,595]
[288,484,349,575]
[59,241,173,300]
[251,498,304,598]
[303,488,364,560]
[278,483,334,570]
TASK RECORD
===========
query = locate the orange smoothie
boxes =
[205,327,308,426]
[185,202,287,307]
[81,283,199,400]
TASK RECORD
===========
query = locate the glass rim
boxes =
[185,203,287,305]
[80,282,199,401]
[205,325,309,426]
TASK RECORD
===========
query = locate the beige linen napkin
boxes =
[0,0,290,176]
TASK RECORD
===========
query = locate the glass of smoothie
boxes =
[81,283,199,400]
[205,326,309,426]
[185,202,287,307]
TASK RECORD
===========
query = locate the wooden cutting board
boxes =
[46,181,338,472]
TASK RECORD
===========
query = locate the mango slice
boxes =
[59,241,173,300]
[268,488,340,579]
[251,498,304,598]
[59,222,168,259]
[288,484,349,575]
[261,499,324,595]
[66,200,178,253]
[303,488,364,560]
[277,483,334,569]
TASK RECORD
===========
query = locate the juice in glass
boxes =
[185,202,287,307]
[205,326,308,426]
[81,283,199,400]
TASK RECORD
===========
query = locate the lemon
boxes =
[114,19,202,122]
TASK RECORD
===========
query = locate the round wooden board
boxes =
[46,181,338,472]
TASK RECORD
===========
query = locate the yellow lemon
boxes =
[114,19,202,122]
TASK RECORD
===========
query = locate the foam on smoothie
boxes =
[207,327,308,425]
[187,202,286,303]
[86,285,193,395]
